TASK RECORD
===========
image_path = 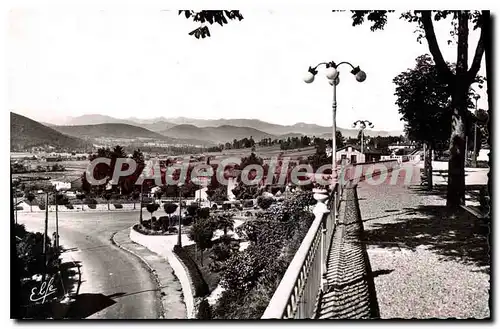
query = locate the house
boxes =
[363,149,388,163]
[335,146,365,164]
[477,148,490,162]
[195,187,209,201]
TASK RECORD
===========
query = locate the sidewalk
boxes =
[357,164,490,319]
[111,228,187,319]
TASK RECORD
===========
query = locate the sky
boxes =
[8,8,488,131]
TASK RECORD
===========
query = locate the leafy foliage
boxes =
[393,54,452,148]
[163,202,178,215]
[256,196,274,210]
[146,203,160,217]
[214,191,315,319]
[189,217,217,265]
[180,10,244,38]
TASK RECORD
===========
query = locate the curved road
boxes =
[18,210,162,319]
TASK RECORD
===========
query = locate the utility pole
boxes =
[177,184,184,247]
[139,183,144,224]
[43,192,49,276]
[55,191,59,251]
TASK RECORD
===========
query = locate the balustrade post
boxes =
[313,188,329,293]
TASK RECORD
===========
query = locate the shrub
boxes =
[211,204,218,210]
[65,204,74,210]
[172,245,209,297]
[242,200,254,208]
[113,203,123,209]
[168,226,178,234]
[197,298,212,319]
[152,221,161,231]
[87,203,97,209]
[38,203,46,211]
[16,206,23,211]
[256,196,273,210]
[199,207,210,219]
[86,198,98,205]
[182,216,193,226]
[222,203,231,210]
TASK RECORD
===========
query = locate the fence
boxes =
[261,184,341,319]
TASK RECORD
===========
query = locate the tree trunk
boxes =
[133,201,136,210]
[483,11,492,217]
[200,249,204,266]
[446,11,471,211]
[446,85,468,209]
[425,143,433,190]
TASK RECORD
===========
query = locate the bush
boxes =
[113,203,123,209]
[38,203,46,211]
[16,206,23,211]
[222,203,231,210]
[256,196,274,210]
[87,204,97,209]
[182,216,193,226]
[168,226,178,234]
[211,204,218,210]
[172,245,209,297]
[65,204,74,210]
[197,298,212,319]
[199,207,210,219]
[86,198,98,205]
[242,200,254,208]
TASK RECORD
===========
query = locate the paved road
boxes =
[18,211,163,319]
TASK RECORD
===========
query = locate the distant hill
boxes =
[160,124,275,144]
[64,114,139,126]
[49,114,404,140]
[10,112,93,152]
[52,123,171,140]
[138,121,176,132]
[51,123,214,146]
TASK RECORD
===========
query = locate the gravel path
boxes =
[356,163,490,319]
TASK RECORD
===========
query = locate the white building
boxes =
[335,146,365,164]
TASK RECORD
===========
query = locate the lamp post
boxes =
[352,120,374,154]
[177,182,184,247]
[303,60,367,190]
[473,94,480,168]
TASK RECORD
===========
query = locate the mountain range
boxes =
[11,112,404,152]
[61,114,403,139]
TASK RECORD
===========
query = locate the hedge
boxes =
[133,223,175,236]
[15,206,23,211]
[173,245,209,297]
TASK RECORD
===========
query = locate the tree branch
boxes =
[467,11,488,83]
[456,11,469,76]
[420,11,453,82]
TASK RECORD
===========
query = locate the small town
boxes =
[10,9,491,321]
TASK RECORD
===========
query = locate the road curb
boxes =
[110,228,168,319]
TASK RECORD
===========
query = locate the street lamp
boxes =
[352,120,374,154]
[473,94,480,167]
[177,182,184,247]
[304,60,367,190]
